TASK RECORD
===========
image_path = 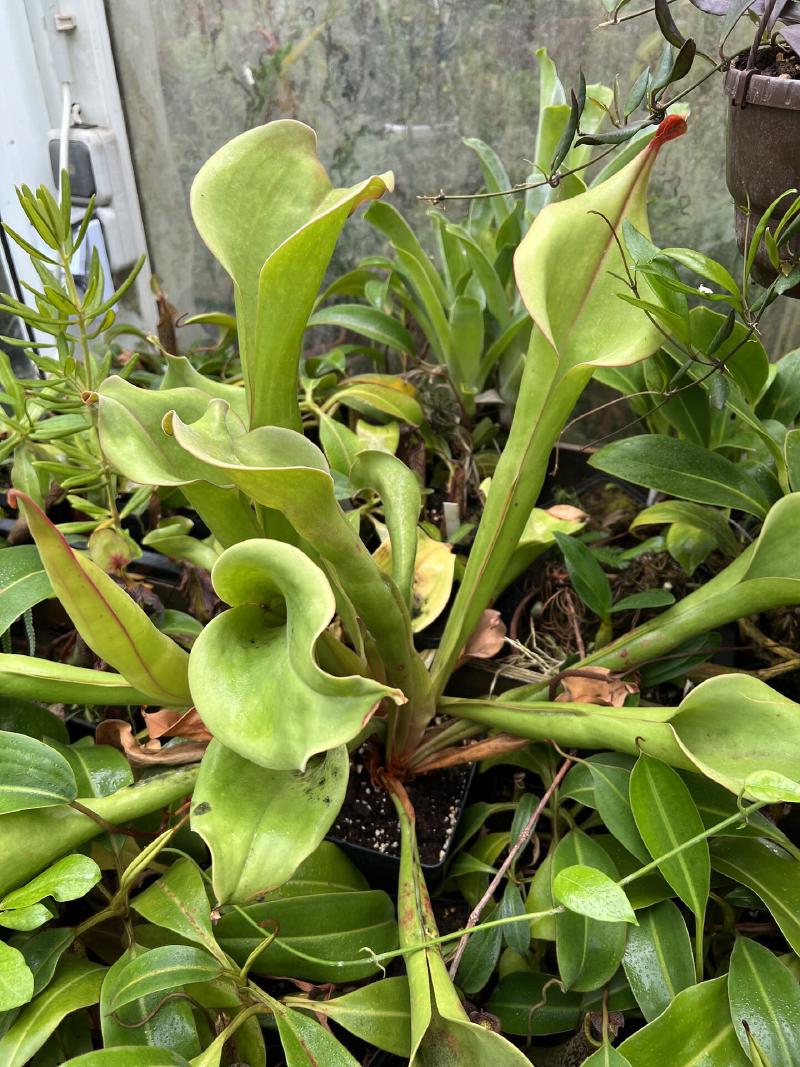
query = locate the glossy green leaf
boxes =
[0,732,76,814]
[99,946,200,1059]
[142,518,220,572]
[632,500,738,558]
[273,1001,359,1066]
[711,838,800,956]
[579,755,649,862]
[308,304,414,354]
[108,946,224,1012]
[189,539,400,770]
[13,493,191,706]
[131,859,218,956]
[0,546,52,633]
[729,937,800,1065]
[0,903,52,932]
[332,375,423,426]
[619,975,749,1065]
[0,942,34,1011]
[431,118,682,691]
[1,855,100,911]
[743,770,800,804]
[318,413,360,474]
[14,927,74,998]
[269,841,368,897]
[552,831,628,991]
[669,674,800,796]
[456,903,503,994]
[554,532,612,620]
[590,435,771,517]
[485,971,583,1036]
[288,977,411,1058]
[622,900,695,1021]
[500,882,530,955]
[758,347,800,424]
[191,741,348,903]
[612,588,676,612]
[217,888,397,983]
[0,957,105,1067]
[64,1050,191,1066]
[0,698,67,744]
[191,120,391,430]
[554,864,637,924]
[47,739,133,799]
[630,754,709,930]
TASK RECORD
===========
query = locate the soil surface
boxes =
[329,749,470,865]
[735,44,800,78]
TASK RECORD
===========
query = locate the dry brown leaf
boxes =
[463,609,507,660]
[96,720,207,766]
[143,707,212,742]
[546,504,588,523]
[412,733,529,774]
[555,667,638,707]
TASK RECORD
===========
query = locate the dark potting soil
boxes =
[329,750,470,865]
[735,44,800,78]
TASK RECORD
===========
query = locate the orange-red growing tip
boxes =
[649,114,688,152]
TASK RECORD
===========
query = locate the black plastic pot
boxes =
[327,764,476,890]
[725,53,800,295]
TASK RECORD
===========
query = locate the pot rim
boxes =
[725,61,800,110]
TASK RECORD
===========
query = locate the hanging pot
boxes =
[725,44,800,296]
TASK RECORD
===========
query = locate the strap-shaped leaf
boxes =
[13,492,190,706]
[391,787,531,1064]
[167,400,422,698]
[0,767,198,897]
[431,117,685,692]
[444,673,800,796]
[189,540,400,770]
[0,655,150,706]
[190,120,392,430]
[191,741,349,902]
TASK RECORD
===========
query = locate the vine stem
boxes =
[448,755,573,979]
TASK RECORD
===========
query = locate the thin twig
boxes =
[449,755,573,979]
[417,146,619,205]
